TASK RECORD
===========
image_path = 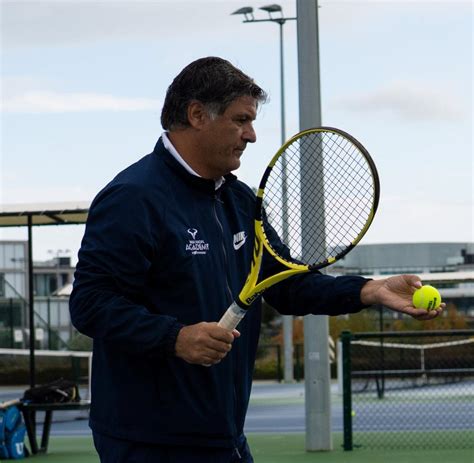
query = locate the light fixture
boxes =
[231,6,254,21]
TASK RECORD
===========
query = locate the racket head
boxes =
[256,127,380,270]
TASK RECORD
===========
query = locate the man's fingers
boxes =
[175,322,238,365]
[406,304,444,320]
[208,324,237,344]
[205,337,233,354]
[404,274,422,289]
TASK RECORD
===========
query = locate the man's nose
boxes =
[244,124,257,144]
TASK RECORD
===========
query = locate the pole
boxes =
[27,214,35,388]
[341,331,353,451]
[47,298,52,350]
[279,18,294,384]
[232,8,297,383]
[296,0,332,451]
[279,21,286,145]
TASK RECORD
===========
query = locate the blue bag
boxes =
[4,407,20,432]
[5,423,26,460]
[0,406,25,460]
[0,409,9,458]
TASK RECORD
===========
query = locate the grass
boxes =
[26,434,473,463]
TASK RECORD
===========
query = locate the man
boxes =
[70,57,442,462]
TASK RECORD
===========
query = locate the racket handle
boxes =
[218,301,247,330]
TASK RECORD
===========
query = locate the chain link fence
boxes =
[341,329,474,450]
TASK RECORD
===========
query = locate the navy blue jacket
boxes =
[69,138,368,448]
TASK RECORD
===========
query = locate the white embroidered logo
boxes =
[186,228,210,255]
[187,228,198,240]
[233,231,247,250]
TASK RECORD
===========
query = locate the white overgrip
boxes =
[218,301,248,330]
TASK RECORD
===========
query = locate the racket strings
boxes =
[262,130,377,266]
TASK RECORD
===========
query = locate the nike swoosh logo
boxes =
[233,232,247,250]
[233,239,246,250]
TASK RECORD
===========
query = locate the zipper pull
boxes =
[234,447,242,459]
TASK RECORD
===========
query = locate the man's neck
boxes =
[164,131,225,189]
[166,131,212,178]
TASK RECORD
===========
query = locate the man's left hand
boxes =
[360,275,445,320]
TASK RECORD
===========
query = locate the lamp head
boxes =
[259,4,282,13]
[231,6,254,21]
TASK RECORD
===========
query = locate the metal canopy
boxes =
[0,202,89,227]
[0,201,90,388]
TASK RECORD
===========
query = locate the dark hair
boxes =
[160,57,267,130]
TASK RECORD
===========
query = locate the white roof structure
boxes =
[0,201,90,227]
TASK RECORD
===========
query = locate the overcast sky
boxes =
[0,0,472,262]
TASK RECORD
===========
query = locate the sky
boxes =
[0,0,472,263]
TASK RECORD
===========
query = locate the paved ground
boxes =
[1,380,473,437]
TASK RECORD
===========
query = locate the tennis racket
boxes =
[218,127,380,330]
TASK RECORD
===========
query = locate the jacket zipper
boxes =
[213,194,233,304]
[213,194,239,448]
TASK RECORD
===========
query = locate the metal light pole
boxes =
[232,3,296,383]
[296,0,332,451]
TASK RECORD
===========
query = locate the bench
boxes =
[19,401,91,455]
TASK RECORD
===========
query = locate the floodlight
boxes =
[231,7,255,21]
[259,4,282,13]
[231,6,254,15]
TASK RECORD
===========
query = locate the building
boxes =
[332,242,473,275]
[0,241,76,349]
[330,242,474,317]
[1,240,473,349]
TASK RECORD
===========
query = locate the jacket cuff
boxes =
[340,276,372,314]
[164,321,185,357]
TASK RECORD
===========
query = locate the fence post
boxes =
[295,344,301,381]
[276,345,282,382]
[341,330,353,451]
[377,305,385,399]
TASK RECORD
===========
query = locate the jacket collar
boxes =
[153,137,237,195]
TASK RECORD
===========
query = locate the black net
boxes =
[347,333,474,450]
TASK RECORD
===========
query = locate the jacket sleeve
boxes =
[260,221,370,316]
[69,182,183,356]
[263,270,369,316]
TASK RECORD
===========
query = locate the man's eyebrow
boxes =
[236,111,256,120]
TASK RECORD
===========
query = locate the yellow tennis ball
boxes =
[412,285,441,310]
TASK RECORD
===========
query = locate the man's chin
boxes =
[230,159,241,172]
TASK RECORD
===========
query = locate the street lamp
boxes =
[231,4,296,145]
[231,4,297,383]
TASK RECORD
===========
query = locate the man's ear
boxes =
[187,101,209,129]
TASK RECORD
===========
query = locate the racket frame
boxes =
[218,127,379,330]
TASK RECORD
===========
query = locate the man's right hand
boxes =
[174,322,240,366]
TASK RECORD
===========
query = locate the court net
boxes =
[342,331,474,450]
[350,337,474,392]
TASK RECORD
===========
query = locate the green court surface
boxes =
[25,434,472,463]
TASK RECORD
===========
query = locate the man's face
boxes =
[199,95,257,179]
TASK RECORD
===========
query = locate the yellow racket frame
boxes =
[218,127,379,330]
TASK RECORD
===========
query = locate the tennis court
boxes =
[25,434,472,463]
[2,380,472,462]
